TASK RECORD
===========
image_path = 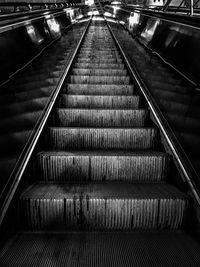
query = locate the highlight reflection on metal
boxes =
[85,0,94,6]
[128,12,140,31]
[87,11,100,16]
[104,11,113,17]
[26,25,44,44]
[113,6,120,17]
[141,20,160,42]
[47,18,60,34]
[66,8,75,22]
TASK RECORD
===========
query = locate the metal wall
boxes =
[0,10,73,85]
[108,7,200,86]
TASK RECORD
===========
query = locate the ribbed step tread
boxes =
[72,69,127,76]
[78,51,120,55]
[1,232,200,266]
[47,127,157,150]
[19,183,188,230]
[37,151,170,182]
[77,54,121,60]
[66,84,134,95]
[74,63,125,69]
[77,58,122,63]
[80,48,118,51]
[80,45,117,48]
[59,95,140,109]
[70,75,130,84]
[55,109,148,127]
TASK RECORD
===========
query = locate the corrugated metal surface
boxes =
[47,127,157,150]
[19,183,188,230]
[55,109,148,127]
[66,84,134,95]
[59,95,140,109]
[70,75,129,84]
[37,151,170,182]
[72,68,127,76]
[74,63,125,69]
[1,232,200,267]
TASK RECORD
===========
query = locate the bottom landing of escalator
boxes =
[0,231,200,266]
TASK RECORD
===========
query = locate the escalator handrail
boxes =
[0,5,86,31]
[105,18,200,207]
[108,4,200,30]
[0,16,92,229]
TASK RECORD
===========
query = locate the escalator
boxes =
[1,17,200,266]
[0,23,85,185]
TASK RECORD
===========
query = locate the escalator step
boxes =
[47,127,157,150]
[66,84,134,95]
[74,62,125,69]
[19,183,188,230]
[78,51,120,56]
[1,232,200,266]
[55,109,148,127]
[37,151,170,182]
[77,54,121,60]
[59,95,140,109]
[70,75,130,84]
[77,58,122,63]
[72,69,127,76]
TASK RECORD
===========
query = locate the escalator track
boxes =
[0,17,200,266]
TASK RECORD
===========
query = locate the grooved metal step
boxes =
[47,127,158,150]
[74,63,125,69]
[80,48,118,51]
[59,95,140,109]
[77,54,121,60]
[76,58,122,63]
[78,51,120,56]
[37,151,170,182]
[66,84,134,95]
[55,109,148,127]
[1,232,200,267]
[70,75,130,84]
[19,183,188,230]
[72,69,127,76]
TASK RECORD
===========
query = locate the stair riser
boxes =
[81,43,116,46]
[47,128,157,150]
[55,109,148,127]
[59,95,139,109]
[66,84,134,95]
[80,47,117,49]
[77,54,120,58]
[80,49,118,52]
[37,154,170,182]
[74,63,125,69]
[78,51,120,56]
[76,58,122,63]
[19,198,187,230]
[70,76,130,85]
[72,69,127,76]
